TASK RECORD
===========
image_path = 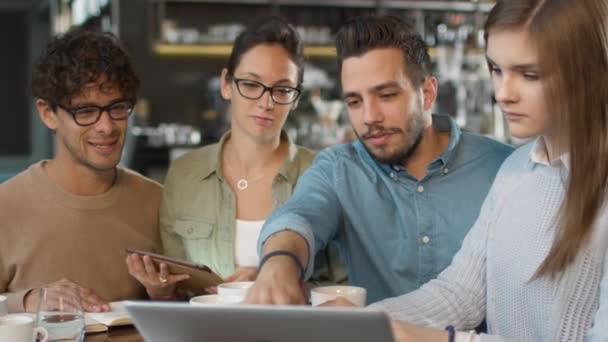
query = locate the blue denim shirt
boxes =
[258,115,513,303]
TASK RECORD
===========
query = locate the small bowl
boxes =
[189,294,242,305]
[217,281,254,297]
[310,285,367,307]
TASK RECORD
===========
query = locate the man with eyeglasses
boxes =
[0,28,162,313]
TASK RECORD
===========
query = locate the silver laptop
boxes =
[124,301,393,342]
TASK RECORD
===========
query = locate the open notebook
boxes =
[85,301,132,333]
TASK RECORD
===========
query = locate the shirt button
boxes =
[417,185,424,193]
[443,168,449,174]
[421,236,430,244]
[187,226,194,234]
[272,199,280,206]
[390,171,397,179]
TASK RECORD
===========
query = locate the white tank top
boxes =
[234,219,265,267]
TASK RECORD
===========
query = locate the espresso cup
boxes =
[217,281,254,300]
[0,295,7,316]
[0,314,48,342]
[310,285,367,307]
[189,294,243,306]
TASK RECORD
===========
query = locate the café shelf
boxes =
[153,43,338,58]
[152,42,485,60]
[150,0,490,60]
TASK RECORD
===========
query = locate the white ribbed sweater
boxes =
[369,140,608,341]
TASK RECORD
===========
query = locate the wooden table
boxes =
[84,326,143,341]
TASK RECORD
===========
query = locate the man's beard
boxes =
[355,113,426,166]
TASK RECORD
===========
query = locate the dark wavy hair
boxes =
[224,16,304,85]
[335,15,432,87]
[31,27,140,109]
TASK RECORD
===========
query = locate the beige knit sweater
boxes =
[0,161,162,312]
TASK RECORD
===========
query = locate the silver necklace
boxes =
[235,176,263,190]
[223,158,265,191]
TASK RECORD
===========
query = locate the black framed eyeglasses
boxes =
[232,78,301,105]
[57,98,135,126]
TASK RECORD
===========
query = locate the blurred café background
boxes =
[0,0,507,183]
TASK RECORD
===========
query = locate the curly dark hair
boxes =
[31,27,140,109]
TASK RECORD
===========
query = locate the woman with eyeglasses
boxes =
[126,16,343,300]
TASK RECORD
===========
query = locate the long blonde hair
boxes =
[485,0,608,277]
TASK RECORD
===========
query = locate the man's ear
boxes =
[220,68,232,101]
[36,99,59,130]
[421,76,438,112]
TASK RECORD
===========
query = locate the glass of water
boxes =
[36,283,85,341]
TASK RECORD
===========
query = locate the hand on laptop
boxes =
[126,253,189,300]
[24,278,110,313]
[245,257,306,305]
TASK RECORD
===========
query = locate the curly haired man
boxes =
[0,28,162,313]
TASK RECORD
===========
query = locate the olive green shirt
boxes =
[160,131,344,283]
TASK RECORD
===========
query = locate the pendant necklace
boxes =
[235,175,264,190]
[223,157,265,191]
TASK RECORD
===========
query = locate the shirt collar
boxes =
[528,137,570,172]
[199,131,228,180]
[433,114,461,167]
[276,131,302,184]
[200,130,299,184]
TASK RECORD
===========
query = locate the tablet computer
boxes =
[126,248,223,293]
[124,301,394,342]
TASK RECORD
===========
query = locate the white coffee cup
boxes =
[0,314,48,342]
[310,286,367,307]
[0,295,7,316]
[217,281,254,299]
[189,294,243,305]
